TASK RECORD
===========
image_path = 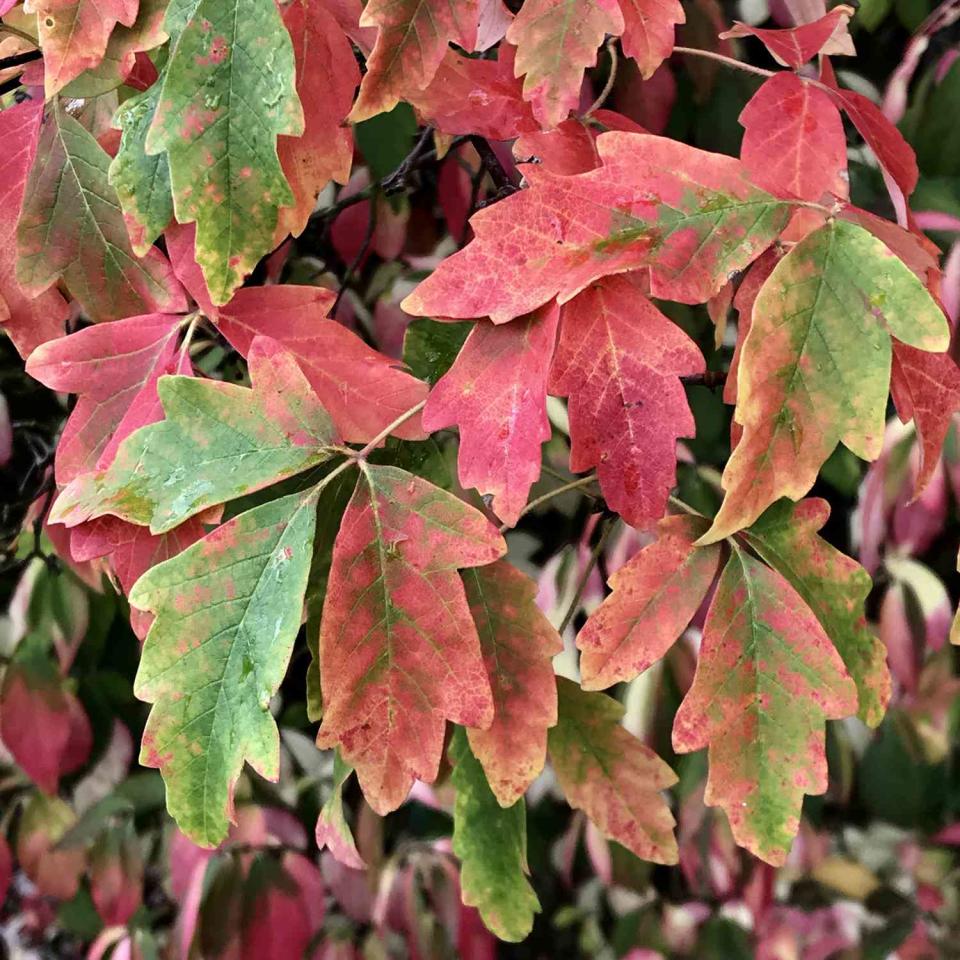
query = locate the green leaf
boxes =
[450,728,540,942]
[130,488,320,846]
[51,337,340,534]
[144,0,304,303]
[402,318,472,386]
[16,102,184,323]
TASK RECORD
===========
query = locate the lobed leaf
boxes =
[131,488,320,846]
[50,336,340,533]
[450,728,540,942]
[672,545,858,864]
[316,463,506,813]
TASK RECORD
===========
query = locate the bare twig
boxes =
[558,518,617,634]
[503,473,600,532]
[469,136,520,195]
[585,38,619,117]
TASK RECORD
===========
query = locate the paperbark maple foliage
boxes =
[1,0,958,948]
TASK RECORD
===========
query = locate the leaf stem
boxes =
[353,399,427,460]
[585,38,619,117]
[503,472,600,532]
[672,45,776,79]
[558,518,616,634]
[668,495,705,518]
[0,28,40,50]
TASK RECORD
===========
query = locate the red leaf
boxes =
[720,5,855,68]
[16,795,87,900]
[316,465,506,813]
[739,72,847,202]
[165,221,219,319]
[505,0,624,129]
[32,0,139,96]
[0,660,91,794]
[275,0,358,241]
[549,275,704,529]
[619,0,685,79]
[215,285,428,443]
[423,304,559,527]
[891,344,960,496]
[462,561,563,805]
[350,0,478,121]
[0,835,11,909]
[577,514,721,689]
[402,132,788,323]
[0,101,68,360]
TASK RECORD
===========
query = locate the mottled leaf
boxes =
[706,219,949,542]
[462,561,563,806]
[316,464,506,813]
[350,0,478,122]
[131,488,320,846]
[578,514,721,689]
[672,545,858,864]
[51,336,340,533]
[505,0,624,129]
[402,132,789,323]
[314,751,363,869]
[549,275,704,528]
[739,72,847,202]
[145,0,304,302]
[17,103,185,323]
[549,678,678,863]
[744,498,891,727]
[423,304,558,527]
[450,728,540,942]
[216,285,428,443]
[619,0,685,79]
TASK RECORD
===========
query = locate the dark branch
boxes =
[0,49,41,71]
[469,135,520,196]
[681,371,728,389]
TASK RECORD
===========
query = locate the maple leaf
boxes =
[618,0,685,79]
[27,0,138,97]
[461,561,563,806]
[215,285,428,444]
[577,514,722,689]
[739,73,847,202]
[720,5,855,67]
[890,345,960,495]
[549,275,704,528]
[450,728,540,942]
[423,304,559,527]
[316,463,506,814]
[402,133,790,323]
[26,313,186,485]
[16,103,185,324]
[0,656,92,793]
[349,0,478,122]
[131,488,320,846]
[274,0,358,241]
[549,678,678,863]
[50,336,341,533]
[505,0,624,129]
[70,515,206,640]
[60,0,167,99]
[144,0,304,303]
[743,498,891,727]
[672,545,858,865]
[0,101,68,359]
[314,752,363,869]
[705,219,949,542]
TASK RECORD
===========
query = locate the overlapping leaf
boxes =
[744,499,891,727]
[672,546,858,865]
[402,133,790,323]
[144,0,304,302]
[131,488,320,845]
[505,0,624,129]
[720,6,855,67]
[350,0,478,122]
[17,103,185,323]
[50,337,341,533]
[450,729,540,942]
[578,514,721,689]
[705,219,949,542]
[549,275,704,528]
[423,304,559,527]
[316,464,506,813]
[549,678,678,863]
[314,752,363,868]
[739,72,847,202]
[462,561,563,806]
